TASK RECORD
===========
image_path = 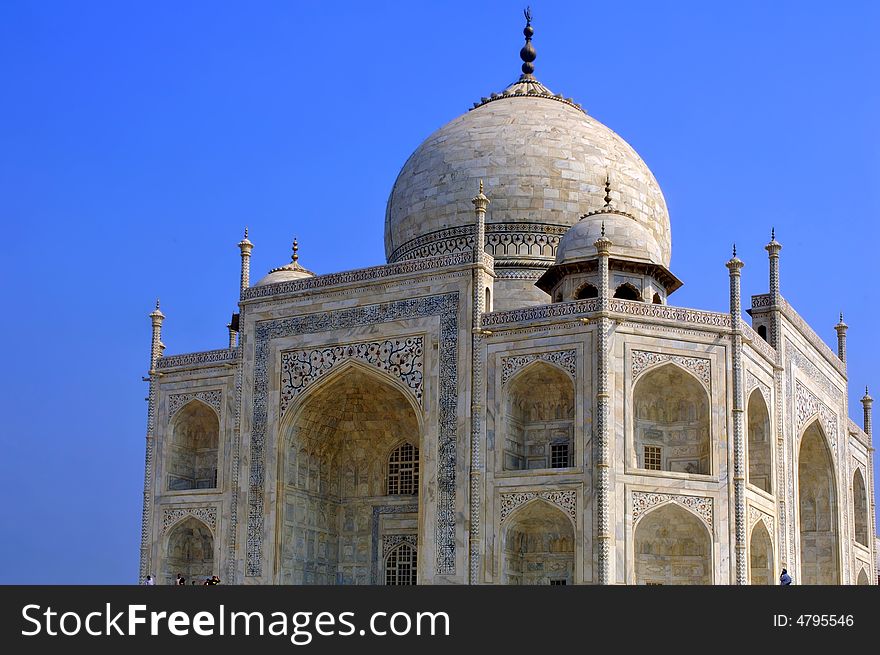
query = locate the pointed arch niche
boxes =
[749,520,774,584]
[634,503,712,584]
[165,517,214,585]
[852,468,869,547]
[633,363,710,475]
[502,362,575,471]
[278,364,422,585]
[501,500,574,585]
[798,420,839,584]
[167,401,219,491]
[747,389,772,493]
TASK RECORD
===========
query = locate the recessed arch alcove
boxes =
[167,400,219,491]
[501,500,574,585]
[634,503,712,584]
[852,468,868,547]
[502,362,575,471]
[633,363,710,475]
[749,520,774,585]
[797,420,839,585]
[165,517,214,585]
[747,389,772,492]
[277,363,422,585]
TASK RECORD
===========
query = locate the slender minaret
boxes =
[227,322,237,349]
[140,298,165,581]
[862,387,873,440]
[149,299,165,371]
[834,313,848,364]
[765,228,782,349]
[469,180,490,582]
[726,245,747,585]
[595,221,612,584]
[238,228,254,294]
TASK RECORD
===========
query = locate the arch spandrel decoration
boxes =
[382,534,417,558]
[631,350,711,390]
[632,491,714,532]
[500,350,577,385]
[280,337,424,416]
[499,490,577,524]
[745,371,771,407]
[168,390,222,419]
[795,379,838,452]
[162,506,218,535]
[748,505,774,535]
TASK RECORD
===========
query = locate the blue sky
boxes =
[0,1,877,583]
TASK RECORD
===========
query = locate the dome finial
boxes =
[519,7,536,77]
[604,173,612,208]
[732,243,737,258]
[292,237,299,263]
[771,227,775,241]
[479,179,484,195]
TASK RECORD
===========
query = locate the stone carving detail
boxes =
[162,506,217,534]
[632,491,713,529]
[157,348,237,370]
[168,390,222,418]
[493,268,545,281]
[247,294,458,578]
[483,299,599,327]
[610,300,732,329]
[501,350,577,385]
[748,505,774,534]
[746,371,771,407]
[371,504,418,584]
[785,340,844,402]
[795,379,838,452]
[631,350,711,389]
[242,252,473,300]
[499,490,577,524]
[751,294,772,308]
[382,534,418,558]
[388,222,568,264]
[280,337,424,416]
[227,345,244,583]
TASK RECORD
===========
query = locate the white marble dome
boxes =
[384,94,671,268]
[555,211,665,266]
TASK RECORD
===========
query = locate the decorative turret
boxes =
[148,299,165,372]
[765,228,782,298]
[862,387,873,440]
[238,227,254,294]
[254,236,316,287]
[834,312,848,363]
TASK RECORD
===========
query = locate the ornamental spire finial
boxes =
[292,237,299,263]
[733,243,737,258]
[601,221,606,237]
[771,227,775,241]
[604,173,612,208]
[520,7,536,77]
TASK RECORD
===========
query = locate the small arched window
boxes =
[385,543,417,585]
[613,283,641,301]
[387,442,419,495]
[485,287,492,312]
[757,325,768,341]
[652,293,662,305]
[574,283,598,300]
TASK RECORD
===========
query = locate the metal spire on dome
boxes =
[292,237,299,263]
[471,8,584,112]
[520,7,536,77]
[604,174,613,208]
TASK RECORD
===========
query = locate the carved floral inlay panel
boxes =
[501,350,576,385]
[795,379,838,451]
[381,534,418,558]
[631,350,711,389]
[162,506,217,534]
[632,491,713,528]
[168,390,222,418]
[280,337,424,416]
[499,490,577,523]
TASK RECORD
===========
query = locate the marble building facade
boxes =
[139,16,876,585]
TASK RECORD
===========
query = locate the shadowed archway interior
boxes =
[502,501,574,585]
[279,367,421,585]
[634,504,711,584]
[798,421,839,585]
[165,517,214,585]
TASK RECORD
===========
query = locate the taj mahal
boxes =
[139,12,876,585]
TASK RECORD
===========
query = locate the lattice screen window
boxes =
[550,442,570,468]
[387,442,419,495]
[644,445,662,471]
[385,544,417,586]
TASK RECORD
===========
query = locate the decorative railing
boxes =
[779,299,845,377]
[481,298,599,327]
[609,300,731,328]
[156,348,237,370]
